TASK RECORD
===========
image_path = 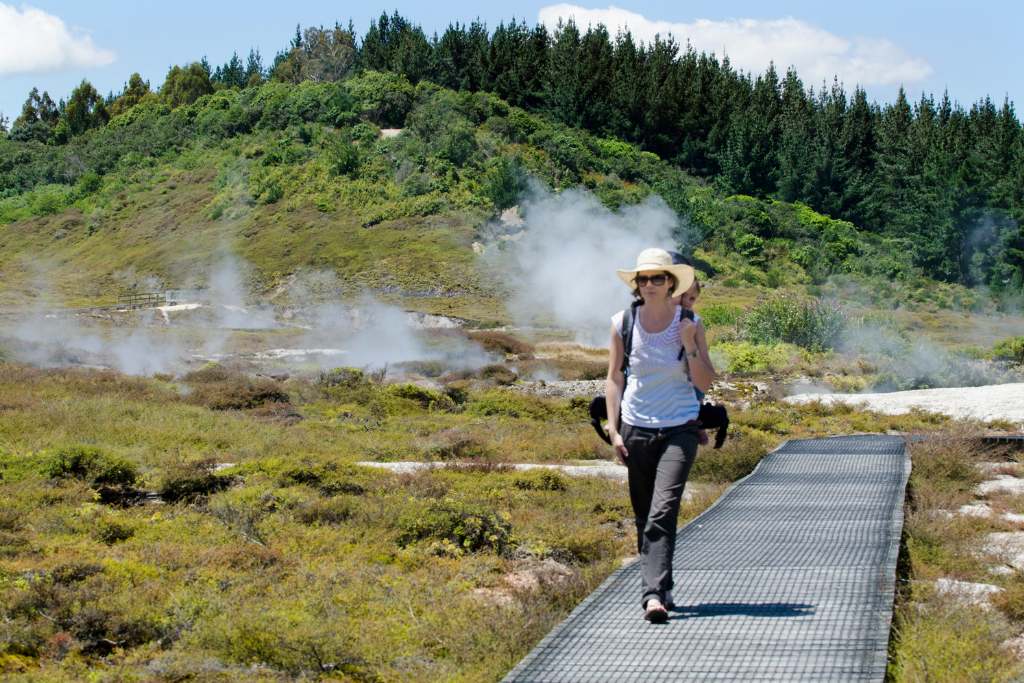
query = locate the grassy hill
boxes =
[2,75,1014,323]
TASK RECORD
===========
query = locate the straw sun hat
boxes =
[616,248,695,297]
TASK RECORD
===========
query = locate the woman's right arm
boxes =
[606,322,628,462]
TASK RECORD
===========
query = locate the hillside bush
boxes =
[739,290,847,351]
[698,302,742,328]
[993,336,1024,363]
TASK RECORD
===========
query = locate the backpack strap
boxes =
[623,303,694,370]
[678,308,694,360]
[619,301,640,375]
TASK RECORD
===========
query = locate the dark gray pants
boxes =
[621,422,699,608]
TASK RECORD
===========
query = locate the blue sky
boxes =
[2,0,1021,125]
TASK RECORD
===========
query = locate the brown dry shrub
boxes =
[295,496,355,525]
[438,370,475,384]
[180,365,231,384]
[183,379,289,410]
[549,358,607,381]
[468,331,535,357]
[391,470,453,499]
[209,543,284,571]
[479,364,517,385]
[992,581,1024,622]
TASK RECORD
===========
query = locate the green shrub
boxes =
[422,436,492,460]
[276,461,374,495]
[993,336,1024,363]
[388,383,440,407]
[45,445,138,486]
[91,456,139,486]
[467,391,555,420]
[739,289,847,351]
[93,518,135,545]
[294,497,354,525]
[689,433,769,483]
[397,502,512,556]
[158,460,232,502]
[397,360,449,377]
[698,302,742,328]
[512,469,568,492]
[180,364,231,384]
[546,358,606,380]
[443,384,470,405]
[316,367,368,388]
[46,444,103,479]
[712,342,795,372]
[76,172,103,195]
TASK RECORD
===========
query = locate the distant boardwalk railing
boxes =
[165,290,203,305]
[116,292,163,308]
[502,435,910,683]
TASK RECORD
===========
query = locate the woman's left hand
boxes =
[678,318,697,352]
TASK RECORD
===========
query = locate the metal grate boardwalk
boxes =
[502,435,910,682]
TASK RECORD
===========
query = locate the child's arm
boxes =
[695,320,715,374]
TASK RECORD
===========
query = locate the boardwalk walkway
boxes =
[502,435,910,682]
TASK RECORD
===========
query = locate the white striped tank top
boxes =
[612,305,701,428]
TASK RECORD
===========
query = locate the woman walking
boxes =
[605,248,715,623]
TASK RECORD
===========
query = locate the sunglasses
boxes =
[635,274,668,286]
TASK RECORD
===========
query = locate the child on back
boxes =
[669,254,714,445]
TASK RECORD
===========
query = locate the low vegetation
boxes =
[0,358,765,681]
[1,350,1009,680]
[887,436,1024,681]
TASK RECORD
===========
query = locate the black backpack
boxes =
[590,303,729,448]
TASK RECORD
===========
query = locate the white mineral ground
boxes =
[785,382,1024,425]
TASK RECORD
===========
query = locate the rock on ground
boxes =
[985,532,1024,570]
[934,578,1003,609]
[977,476,1024,496]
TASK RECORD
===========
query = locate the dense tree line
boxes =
[3,11,1022,294]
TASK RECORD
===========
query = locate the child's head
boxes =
[678,279,700,310]
[666,251,700,309]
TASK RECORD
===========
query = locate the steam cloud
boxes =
[506,185,682,345]
[286,274,491,371]
[3,256,490,376]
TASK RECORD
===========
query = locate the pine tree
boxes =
[641,35,683,157]
[776,68,813,202]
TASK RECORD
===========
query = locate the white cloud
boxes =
[0,3,115,77]
[538,4,932,88]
